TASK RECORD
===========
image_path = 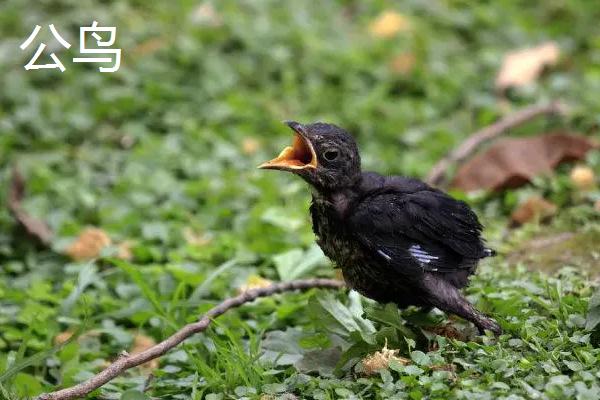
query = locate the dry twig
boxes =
[426,101,566,187]
[37,278,345,400]
[7,166,53,244]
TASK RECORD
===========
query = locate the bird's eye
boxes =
[323,150,339,161]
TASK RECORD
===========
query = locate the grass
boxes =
[0,0,599,399]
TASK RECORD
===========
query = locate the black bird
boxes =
[259,122,501,335]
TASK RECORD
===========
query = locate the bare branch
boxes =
[426,101,567,188]
[37,278,345,400]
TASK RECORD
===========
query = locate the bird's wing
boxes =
[348,189,486,273]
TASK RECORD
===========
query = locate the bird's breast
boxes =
[311,206,355,267]
[310,198,385,288]
[310,201,356,266]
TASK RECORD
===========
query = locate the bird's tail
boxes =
[483,248,497,257]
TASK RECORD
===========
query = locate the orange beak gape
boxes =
[258,132,317,171]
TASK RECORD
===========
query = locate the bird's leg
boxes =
[421,275,502,335]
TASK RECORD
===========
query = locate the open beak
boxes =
[258,121,318,171]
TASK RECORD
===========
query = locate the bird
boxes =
[259,121,502,335]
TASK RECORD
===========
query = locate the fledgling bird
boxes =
[259,122,501,335]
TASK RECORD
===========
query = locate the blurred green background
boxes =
[0,1,599,398]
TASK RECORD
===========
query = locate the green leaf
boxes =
[109,258,166,318]
[273,244,328,281]
[295,347,342,377]
[335,339,373,373]
[585,287,600,331]
[0,322,85,384]
[564,360,583,372]
[12,373,42,397]
[403,365,425,376]
[365,303,418,340]
[189,258,238,301]
[299,333,331,349]
[61,262,99,315]
[120,390,149,400]
[410,350,431,367]
[260,328,306,366]
[308,292,375,339]
[261,207,304,231]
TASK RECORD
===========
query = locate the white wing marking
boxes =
[377,249,392,261]
[409,244,439,264]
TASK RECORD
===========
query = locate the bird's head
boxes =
[258,121,361,190]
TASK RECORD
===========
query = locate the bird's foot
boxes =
[475,317,502,336]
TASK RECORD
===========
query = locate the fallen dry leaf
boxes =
[54,330,74,346]
[117,241,133,261]
[190,2,222,26]
[182,227,212,246]
[260,395,297,400]
[390,52,416,75]
[426,102,566,187]
[237,275,273,294]
[510,196,557,226]
[119,134,136,149]
[570,165,596,190]
[369,11,411,38]
[53,329,99,345]
[451,132,597,192]
[426,323,469,341]
[242,137,261,155]
[132,37,165,57]
[131,334,159,371]
[496,42,560,90]
[66,227,112,261]
[360,341,410,376]
[8,167,53,245]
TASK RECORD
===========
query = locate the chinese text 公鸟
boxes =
[20,21,121,73]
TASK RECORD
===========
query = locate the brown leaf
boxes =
[496,42,560,90]
[389,52,416,75]
[116,241,133,261]
[8,167,53,245]
[182,227,212,246]
[131,334,159,371]
[369,11,411,38]
[260,395,298,400]
[190,2,222,26]
[54,330,75,346]
[510,196,557,226]
[360,342,410,376]
[451,133,597,192]
[65,228,112,261]
[53,329,99,345]
[132,37,165,57]
[237,275,273,294]
[426,323,469,341]
[241,137,261,155]
[570,165,596,190]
